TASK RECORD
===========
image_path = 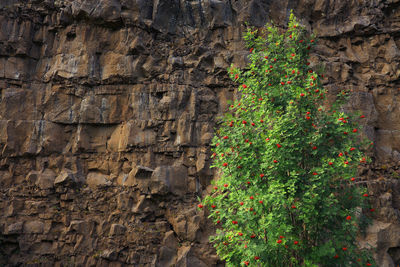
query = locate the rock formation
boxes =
[0,0,400,266]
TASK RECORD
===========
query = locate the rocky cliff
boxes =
[1,0,400,266]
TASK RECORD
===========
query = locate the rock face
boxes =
[0,0,400,266]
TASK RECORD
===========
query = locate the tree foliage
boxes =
[200,13,375,267]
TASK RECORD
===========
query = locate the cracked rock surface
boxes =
[1,0,400,266]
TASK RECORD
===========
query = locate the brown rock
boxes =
[109,223,127,236]
[54,169,81,185]
[36,169,56,189]
[101,249,119,261]
[86,172,111,188]
[151,164,188,195]
[24,220,44,234]
[5,222,23,234]
[176,245,208,267]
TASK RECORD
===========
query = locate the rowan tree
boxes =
[199,13,376,267]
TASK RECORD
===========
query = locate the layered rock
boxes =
[0,0,400,266]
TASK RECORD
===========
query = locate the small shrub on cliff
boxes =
[199,13,375,267]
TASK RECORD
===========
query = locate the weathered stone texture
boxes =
[0,0,400,266]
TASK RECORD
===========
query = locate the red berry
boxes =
[363,193,369,197]
[281,81,285,85]
[259,200,263,204]
[238,232,243,236]
[223,163,228,167]
[277,144,282,148]
[312,146,317,150]
[338,153,343,157]
[350,147,356,151]
[312,172,318,175]
[250,196,254,200]
[211,205,216,209]
[334,255,339,259]
[360,115,365,118]
[251,122,255,126]
[249,48,253,53]
[198,204,203,208]
[232,220,238,224]
[223,136,228,139]
[346,216,351,220]
[370,208,375,212]
[216,220,220,224]
[353,128,358,133]
[214,186,218,190]
[224,184,228,187]
[273,160,278,163]
[306,116,311,120]
[251,234,256,238]
[244,261,249,266]
[329,162,333,166]
[344,161,349,165]
[242,120,247,124]
[300,93,305,97]
[235,74,238,79]
[260,173,265,178]
[342,247,347,251]
[351,177,355,181]
[265,138,270,141]
[280,236,284,239]
[291,205,296,209]
[294,241,299,245]
[242,84,247,88]
[277,240,282,244]
[254,256,260,260]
